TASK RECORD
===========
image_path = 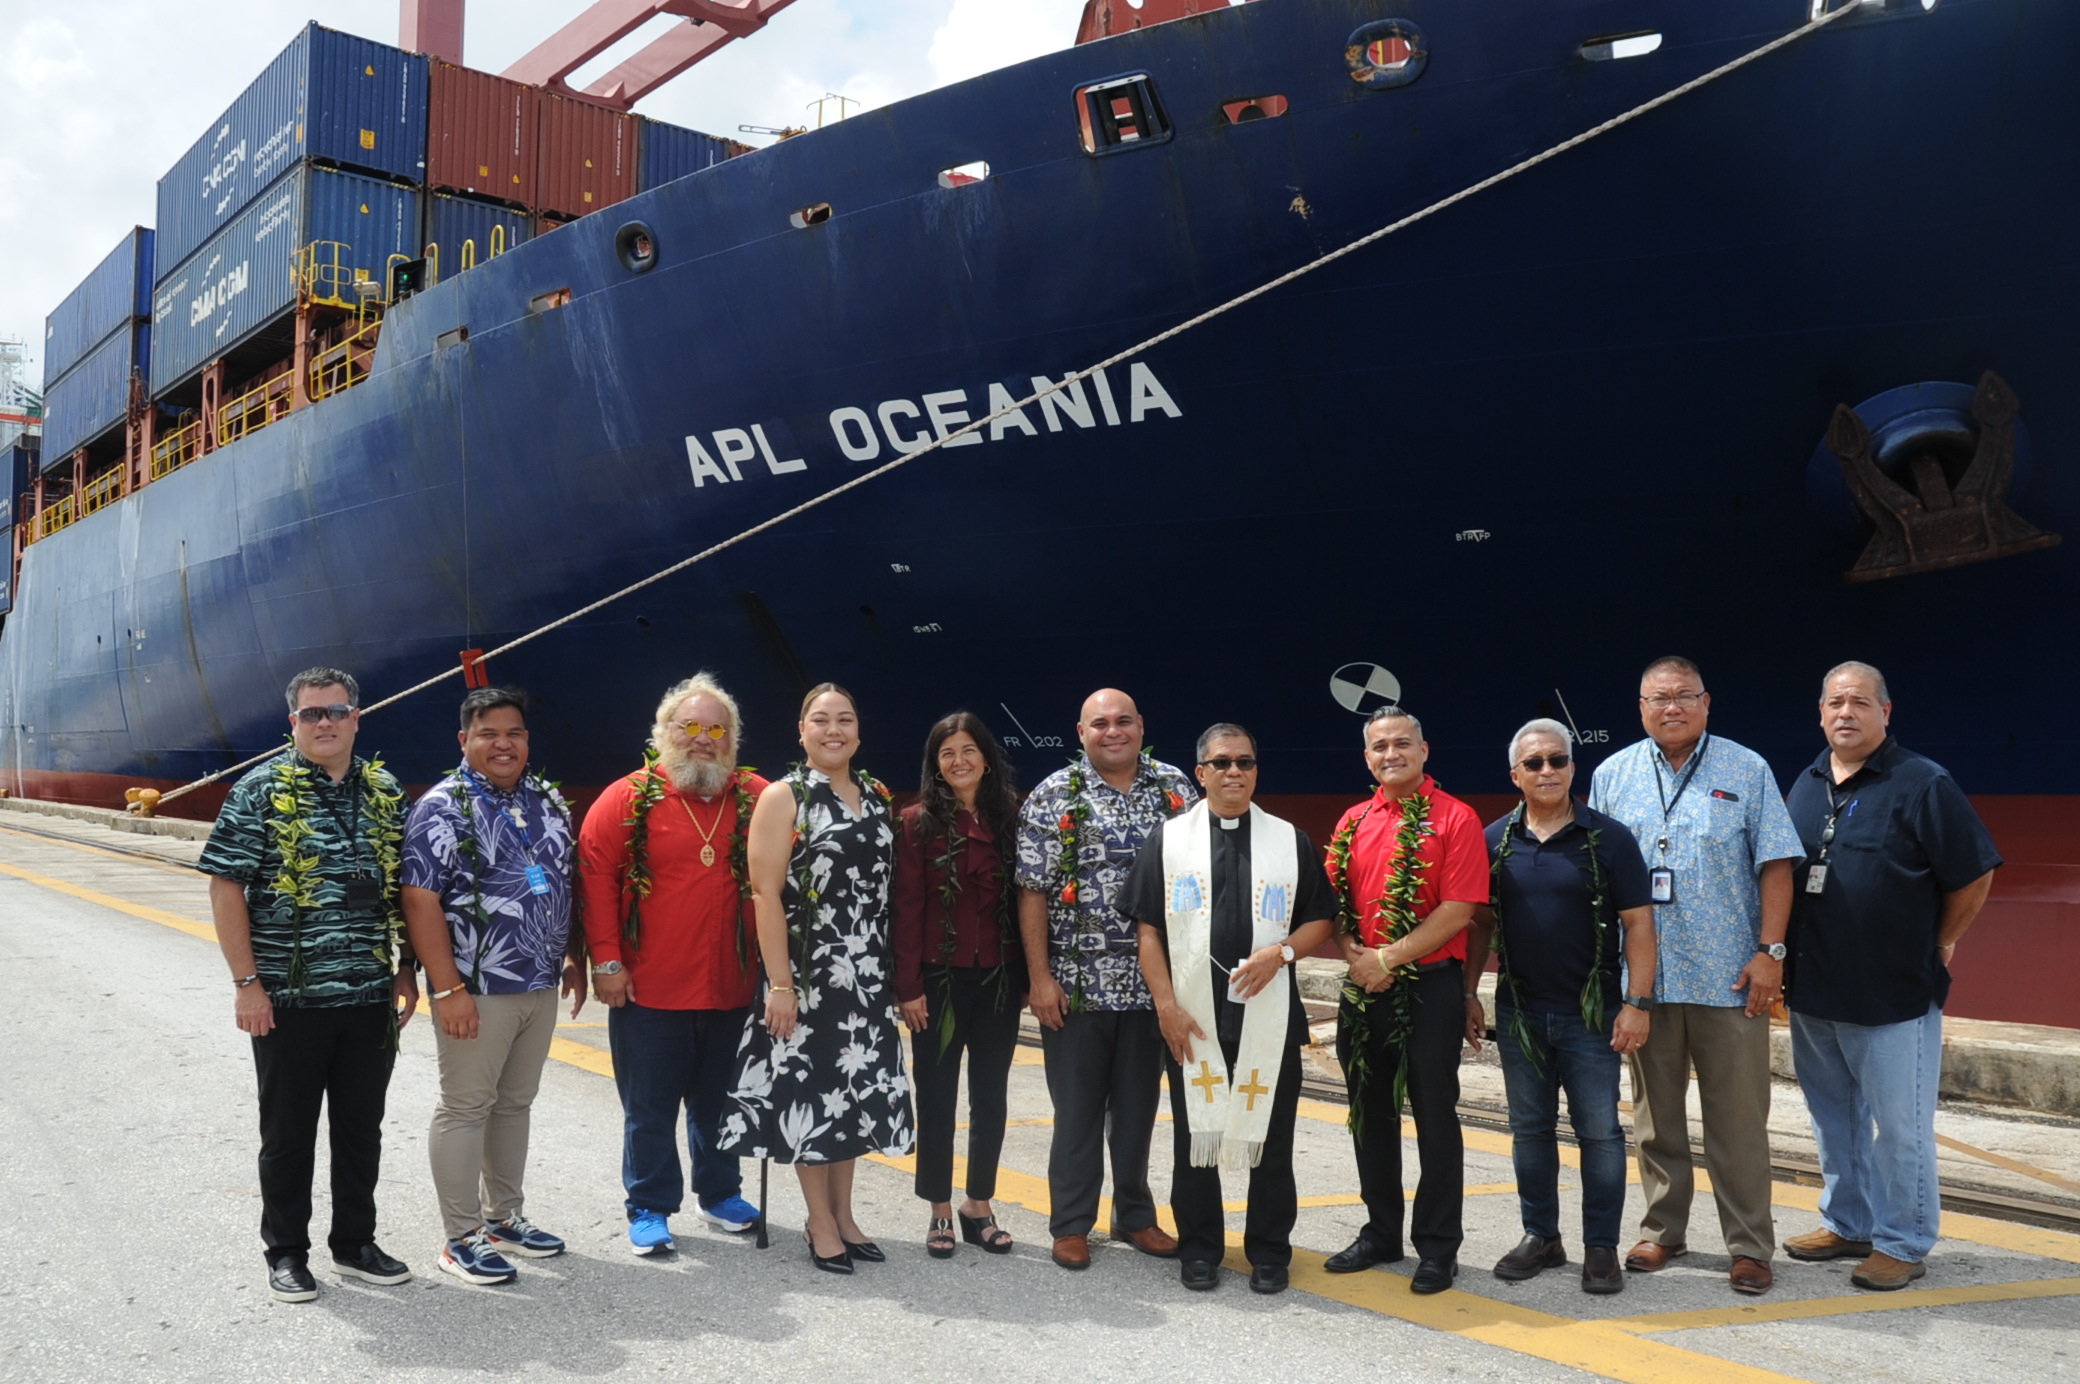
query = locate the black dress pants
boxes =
[1166,1038,1303,1269]
[1336,961,1465,1261]
[911,965,1024,1204]
[251,1002,396,1265]
[1040,1007,1164,1238]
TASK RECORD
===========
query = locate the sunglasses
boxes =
[293,704,354,724]
[677,720,729,741]
[1201,756,1258,773]
[1519,754,1571,771]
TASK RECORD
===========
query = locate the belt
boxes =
[1416,958,1462,974]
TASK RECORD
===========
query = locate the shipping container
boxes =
[0,440,22,610]
[635,117,746,192]
[41,324,148,468]
[536,91,635,220]
[43,227,154,390]
[426,60,538,208]
[151,166,420,397]
[422,192,532,279]
[156,24,428,276]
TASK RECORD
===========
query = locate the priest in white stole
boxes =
[1121,724,1336,1294]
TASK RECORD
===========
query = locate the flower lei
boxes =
[617,748,757,961]
[926,813,1017,1055]
[1330,788,1432,1146]
[445,767,573,991]
[1489,805,1612,1076]
[1055,750,1185,1012]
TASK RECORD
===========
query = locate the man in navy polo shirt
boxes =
[1782,662,2000,1291]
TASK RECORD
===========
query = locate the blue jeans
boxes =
[608,1002,753,1219]
[1791,1004,1943,1262]
[1497,1004,1627,1247]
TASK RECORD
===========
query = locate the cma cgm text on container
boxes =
[151,166,421,396]
[155,24,427,276]
[42,228,152,389]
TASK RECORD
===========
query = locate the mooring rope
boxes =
[154,0,1858,805]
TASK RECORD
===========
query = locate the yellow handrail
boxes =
[215,373,292,449]
[150,418,203,479]
[79,467,125,517]
[310,318,383,403]
[461,237,477,272]
[297,241,361,309]
[491,224,505,258]
[32,495,76,541]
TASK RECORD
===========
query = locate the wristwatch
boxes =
[1624,994,1655,1011]
[1757,942,1787,961]
[1279,944,1296,965]
[592,960,624,976]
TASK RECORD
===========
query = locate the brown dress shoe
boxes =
[1624,1240,1687,1272]
[1784,1227,1875,1262]
[1729,1256,1774,1295]
[1850,1251,1927,1291]
[1051,1235,1091,1271]
[1117,1225,1179,1258]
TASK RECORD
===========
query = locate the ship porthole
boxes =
[1346,20,1428,90]
[615,221,659,273]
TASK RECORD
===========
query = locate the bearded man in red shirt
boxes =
[1322,707,1491,1295]
[580,673,770,1255]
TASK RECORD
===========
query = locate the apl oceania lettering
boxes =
[683,361,1184,490]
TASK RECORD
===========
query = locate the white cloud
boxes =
[928,0,1086,88]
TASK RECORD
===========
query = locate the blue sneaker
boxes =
[697,1196,760,1234]
[439,1230,518,1286]
[485,1215,566,1258]
[629,1209,675,1256]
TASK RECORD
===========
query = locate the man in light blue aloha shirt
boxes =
[402,687,586,1287]
[1589,656,1801,1296]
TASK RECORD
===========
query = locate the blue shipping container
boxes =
[43,227,154,390]
[421,192,532,278]
[636,117,734,192]
[150,166,420,396]
[40,324,149,468]
[155,24,427,277]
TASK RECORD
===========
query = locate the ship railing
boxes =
[296,240,369,310]
[216,371,294,449]
[79,465,126,519]
[33,495,76,541]
[150,416,203,480]
[309,318,382,403]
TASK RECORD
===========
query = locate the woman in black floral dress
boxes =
[719,683,913,1273]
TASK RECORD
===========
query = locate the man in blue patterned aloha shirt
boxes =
[402,687,587,1287]
[1588,656,1802,1296]
[1015,687,1196,1272]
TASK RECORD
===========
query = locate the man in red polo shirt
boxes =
[580,673,770,1255]
[1323,707,1490,1294]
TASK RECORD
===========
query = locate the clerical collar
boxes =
[1217,814,1241,831]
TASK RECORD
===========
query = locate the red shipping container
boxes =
[537,90,636,220]
[426,60,539,208]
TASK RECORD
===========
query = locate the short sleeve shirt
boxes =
[401,764,576,995]
[1325,778,1490,962]
[1784,738,2002,1025]
[1014,753,1197,1011]
[1485,804,1654,1014]
[1589,734,1804,1005]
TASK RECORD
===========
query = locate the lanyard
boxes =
[314,772,368,871]
[1816,779,1857,864]
[1651,733,1709,854]
[461,769,539,861]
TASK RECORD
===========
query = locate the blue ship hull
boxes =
[3,0,2072,826]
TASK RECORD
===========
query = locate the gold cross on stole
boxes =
[1235,1069,1270,1111]
[1190,1061,1225,1103]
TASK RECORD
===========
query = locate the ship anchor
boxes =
[1828,370,2061,583]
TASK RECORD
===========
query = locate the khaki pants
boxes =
[1627,1002,1776,1261]
[429,989,559,1240]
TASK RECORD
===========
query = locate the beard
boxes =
[659,741,735,795]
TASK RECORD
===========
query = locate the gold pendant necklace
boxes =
[679,794,726,867]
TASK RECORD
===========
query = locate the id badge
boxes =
[1649,868,1675,904]
[342,877,382,910]
[1805,863,1828,895]
[524,862,551,897]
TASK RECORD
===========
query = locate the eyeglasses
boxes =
[293,704,354,724]
[1201,756,1258,773]
[1641,692,1706,710]
[677,721,730,741]
[1519,754,1571,771]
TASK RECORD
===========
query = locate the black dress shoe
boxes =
[1180,1259,1221,1291]
[268,1259,318,1303]
[1493,1233,1567,1282]
[1582,1245,1624,1295]
[805,1231,853,1275]
[1324,1237,1404,1274]
[1409,1256,1458,1294]
[1249,1263,1289,1295]
[842,1240,886,1263]
[331,1244,411,1285]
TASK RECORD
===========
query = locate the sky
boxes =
[0,0,1090,389]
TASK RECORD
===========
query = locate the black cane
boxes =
[755,1157,770,1248]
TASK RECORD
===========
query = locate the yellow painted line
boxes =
[0,859,219,943]
[1761,1179,2080,1266]
[1937,1133,2080,1197]
[1605,1276,2080,1333]
[548,1036,616,1079]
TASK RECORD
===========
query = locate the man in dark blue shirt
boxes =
[1465,719,1656,1295]
[1781,662,2000,1292]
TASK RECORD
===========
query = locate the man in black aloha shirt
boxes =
[200,667,418,1305]
[1014,688,1196,1272]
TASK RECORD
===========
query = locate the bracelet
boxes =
[234,974,259,989]
[1463,992,1480,1002]
[770,985,795,995]
[430,984,467,1001]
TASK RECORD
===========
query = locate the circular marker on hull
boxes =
[1330,662,1402,715]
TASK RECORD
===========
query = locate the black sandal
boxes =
[959,1210,1014,1255]
[926,1217,956,1259]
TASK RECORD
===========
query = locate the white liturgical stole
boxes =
[1161,801,1297,1170]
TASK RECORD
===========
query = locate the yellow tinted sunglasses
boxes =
[678,721,729,741]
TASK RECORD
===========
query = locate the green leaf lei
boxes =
[1488,805,1613,1076]
[927,815,1017,1056]
[1328,789,1433,1147]
[618,751,757,962]
[445,768,574,991]
[1054,749,1184,1012]
[782,764,892,987]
